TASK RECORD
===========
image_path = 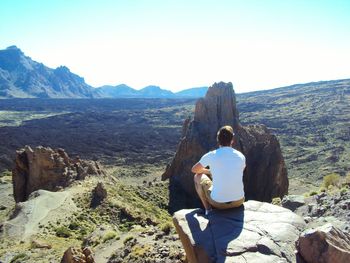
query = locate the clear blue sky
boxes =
[1,0,350,92]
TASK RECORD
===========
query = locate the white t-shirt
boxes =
[199,147,246,202]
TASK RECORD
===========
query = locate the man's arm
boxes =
[191,162,211,176]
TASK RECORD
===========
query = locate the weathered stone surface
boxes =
[163,82,288,212]
[61,246,95,263]
[12,146,103,202]
[1,190,78,240]
[282,195,306,212]
[296,223,350,263]
[173,200,306,263]
[31,239,52,249]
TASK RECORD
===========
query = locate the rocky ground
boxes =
[282,188,350,234]
[0,158,186,263]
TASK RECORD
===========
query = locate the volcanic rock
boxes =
[296,223,350,263]
[90,182,107,207]
[61,246,95,263]
[163,82,288,212]
[12,146,103,202]
[173,200,306,263]
[282,195,306,212]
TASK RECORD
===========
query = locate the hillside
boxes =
[237,79,350,183]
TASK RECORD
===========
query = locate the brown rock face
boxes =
[12,146,103,202]
[90,182,107,207]
[162,82,288,212]
[296,223,350,263]
[61,247,95,263]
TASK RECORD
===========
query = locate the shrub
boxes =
[102,231,118,243]
[160,222,173,235]
[309,191,318,196]
[10,253,28,263]
[322,173,341,188]
[123,235,133,245]
[68,221,80,230]
[345,173,350,185]
[340,187,348,195]
[0,170,11,177]
[319,186,327,193]
[55,226,71,238]
[271,197,281,206]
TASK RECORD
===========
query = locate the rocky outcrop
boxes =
[90,182,107,207]
[12,146,103,202]
[296,223,350,263]
[173,200,306,263]
[163,82,288,212]
[61,247,95,263]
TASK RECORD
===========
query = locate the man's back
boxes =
[199,147,245,202]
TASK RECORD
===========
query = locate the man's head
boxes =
[217,125,234,146]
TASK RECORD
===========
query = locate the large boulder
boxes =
[173,200,306,263]
[61,247,95,263]
[12,146,103,202]
[296,223,350,263]
[163,82,288,212]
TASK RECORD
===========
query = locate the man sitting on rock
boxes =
[192,125,246,215]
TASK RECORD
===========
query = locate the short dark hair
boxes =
[217,126,234,146]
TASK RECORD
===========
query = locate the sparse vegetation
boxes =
[0,170,11,177]
[102,231,118,243]
[322,173,341,188]
[131,244,152,258]
[271,197,282,206]
[123,235,134,245]
[10,253,28,263]
[160,222,173,235]
[55,226,71,238]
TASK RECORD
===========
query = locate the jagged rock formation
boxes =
[296,223,350,263]
[173,200,306,263]
[163,82,288,212]
[12,146,103,202]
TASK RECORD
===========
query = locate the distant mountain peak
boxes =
[6,45,21,51]
[55,65,70,71]
[141,85,161,91]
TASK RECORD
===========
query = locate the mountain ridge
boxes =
[0,46,209,99]
[1,46,350,99]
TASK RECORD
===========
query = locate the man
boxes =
[191,125,246,215]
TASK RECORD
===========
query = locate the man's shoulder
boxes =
[232,149,246,160]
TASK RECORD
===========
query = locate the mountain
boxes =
[0,46,93,98]
[93,85,208,98]
[139,85,175,98]
[174,86,208,98]
[93,84,138,98]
